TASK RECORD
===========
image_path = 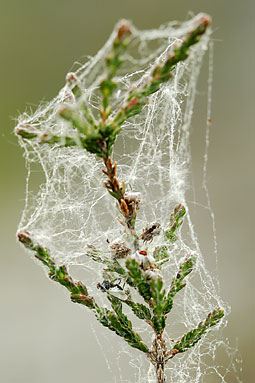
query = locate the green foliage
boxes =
[152,315,166,336]
[16,15,226,382]
[165,204,186,243]
[86,245,125,275]
[16,17,212,161]
[163,255,196,315]
[126,257,168,334]
[170,307,224,355]
[153,245,170,268]
[125,300,152,321]
[125,258,152,301]
[112,17,210,128]
[71,294,95,309]
[15,125,78,147]
[18,230,89,295]
[85,245,135,287]
[150,278,166,334]
[18,229,149,353]
[100,21,131,110]
[104,295,149,353]
[59,104,122,158]
[150,278,165,314]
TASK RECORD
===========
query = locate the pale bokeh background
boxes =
[0,0,254,382]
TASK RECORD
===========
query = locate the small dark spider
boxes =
[140,222,161,243]
[97,278,124,292]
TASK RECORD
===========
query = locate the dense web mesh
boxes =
[16,16,240,383]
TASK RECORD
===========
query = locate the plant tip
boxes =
[17,229,33,249]
[192,13,212,29]
[66,72,78,84]
[117,20,132,39]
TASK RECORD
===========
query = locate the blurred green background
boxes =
[0,0,253,382]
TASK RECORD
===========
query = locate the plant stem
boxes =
[102,156,140,248]
[149,335,167,383]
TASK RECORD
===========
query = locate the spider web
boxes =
[16,16,241,383]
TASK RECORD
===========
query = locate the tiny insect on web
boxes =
[97,278,125,292]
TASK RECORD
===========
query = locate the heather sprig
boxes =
[15,14,211,161]
[167,308,224,360]
[16,13,224,383]
[165,203,186,243]
[163,255,196,315]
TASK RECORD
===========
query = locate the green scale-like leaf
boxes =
[125,300,151,321]
[126,257,167,334]
[150,278,167,334]
[100,21,132,110]
[165,204,186,243]
[125,259,152,301]
[171,307,224,355]
[163,255,196,315]
[106,295,149,353]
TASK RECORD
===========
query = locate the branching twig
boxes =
[16,13,225,383]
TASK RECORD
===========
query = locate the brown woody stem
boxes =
[103,157,139,241]
[149,335,167,383]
